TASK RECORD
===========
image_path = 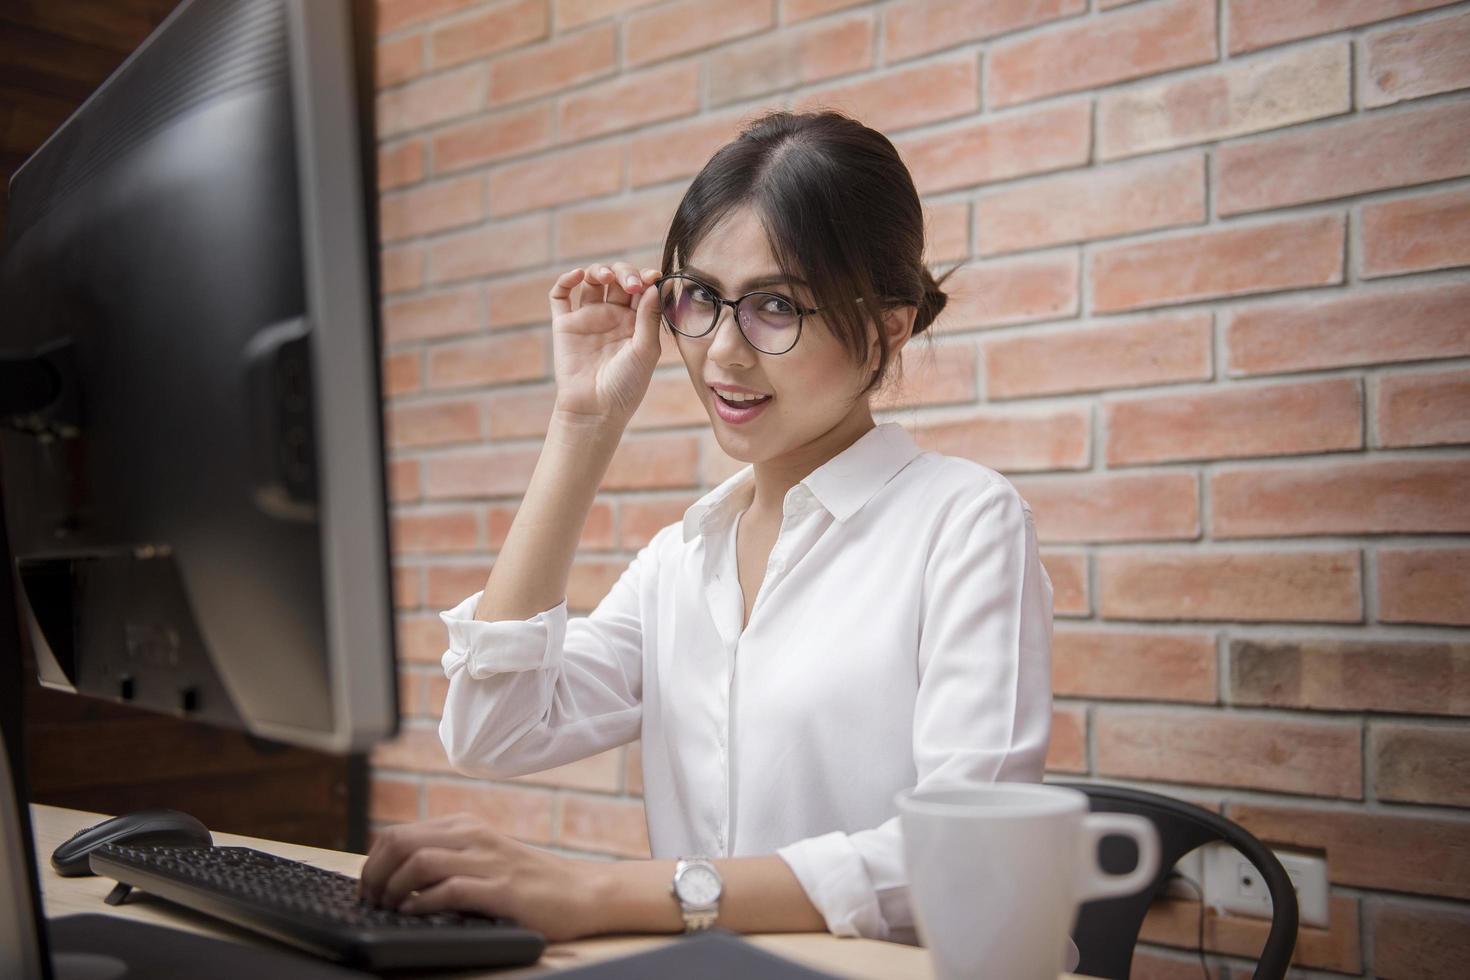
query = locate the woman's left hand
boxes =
[357,813,605,942]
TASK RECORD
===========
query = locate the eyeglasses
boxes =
[654,274,829,356]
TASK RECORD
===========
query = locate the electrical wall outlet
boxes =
[1199,843,1329,928]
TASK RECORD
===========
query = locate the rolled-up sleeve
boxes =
[437,537,658,780]
[776,482,1054,943]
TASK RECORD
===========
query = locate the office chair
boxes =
[1053,782,1298,980]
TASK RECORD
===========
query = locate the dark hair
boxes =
[660,110,953,394]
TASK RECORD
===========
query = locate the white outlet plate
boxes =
[1197,842,1329,929]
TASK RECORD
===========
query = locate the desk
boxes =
[34,804,1082,979]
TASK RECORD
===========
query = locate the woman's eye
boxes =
[690,286,716,305]
[762,295,796,316]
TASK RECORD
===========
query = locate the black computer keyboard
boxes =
[88,842,547,971]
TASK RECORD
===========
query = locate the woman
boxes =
[358,110,1054,946]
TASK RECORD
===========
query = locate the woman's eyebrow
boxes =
[680,265,807,291]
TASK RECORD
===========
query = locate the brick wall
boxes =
[369,0,1470,974]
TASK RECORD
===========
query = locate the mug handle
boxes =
[1076,813,1161,902]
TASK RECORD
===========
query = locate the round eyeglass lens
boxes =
[736,292,800,354]
[657,277,716,338]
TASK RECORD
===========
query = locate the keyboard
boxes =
[88,842,547,971]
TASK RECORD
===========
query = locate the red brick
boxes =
[1097,42,1350,160]
[389,459,422,502]
[379,139,425,191]
[1107,377,1362,466]
[427,331,548,389]
[1229,636,1470,716]
[1098,549,1362,623]
[567,557,625,611]
[601,434,700,490]
[424,564,495,608]
[1379,548,1470,626]
[931,252,1079,332]
[627,372,706,431]
[377,64,488,138]
[988,0,1216,108]
[371,725,454,774]
[795,55,980,134]
[623,0,772,68]
[620,494,697,549]
[1364,9,1470,107]
[386,398,482,449]
[1130,949,1223,980]
[1141,894,1362,974]
[430,104,554,174]
[1095,708,1362,798]
[396,614,450,665]
[883,0,1084,63]
[428,215,551,284]
[706,13,873,107]
[393,565,423,609]
[1227,0,1460,54]
[924,200,969,264]
[555,0,659,29]
[487,270,556,329]
[782,0,868,23]
[1378,367,1470,449]
[1363,185,1470,278]
[627,108,749,189]
[369,774,421,824]
[1090,214,1344,313]
[383,351,422,397]
[1372,899,1470,979]
[1011,472,1199,543]
[383,287,482,345]
[976,152,1204,256]
[1040,551,1089,617]
[986,312,1211,400]
[624,741,642,795]
[376,33,424,88]
[558,61,700,142]
[487,24,616,106]
[556,188,682,262]
[872,341,978,411]
[1052,629,1216,703]
[1225,280,1470,377]
[380,244,425,295]
[424,780,555,845]
[1211,459,1470,538]
[898,100,1091,194]
[558,795,650,858]
[1218,100,1470,215]
[422,674,450,718]
[486,385,556,439]
[427,0,548,69]
[1231,802,1470,900]
[391,508,480,553]
[424,445,540,499]
[380,176,484,243]
[1045,704,1087,773]
[1374,724,1470,808]
[378,0,481,35]
[913,407,1091,473]
[488,141,622,217]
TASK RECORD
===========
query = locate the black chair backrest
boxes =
[1052,782,1298,980]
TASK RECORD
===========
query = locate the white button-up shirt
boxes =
[437,422,1054,943]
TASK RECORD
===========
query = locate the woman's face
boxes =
[673,206,881,468]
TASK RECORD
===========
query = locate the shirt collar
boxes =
[681,422,923,542]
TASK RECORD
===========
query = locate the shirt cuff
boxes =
[776,831,887,940]
[438,590,568,678]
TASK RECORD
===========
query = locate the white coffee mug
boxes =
[896,783,1160,980]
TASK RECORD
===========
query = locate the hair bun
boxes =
[913,267,949,336]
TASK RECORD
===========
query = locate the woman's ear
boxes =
[882,306,918,356]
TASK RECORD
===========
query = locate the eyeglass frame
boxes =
[653,273,858,356]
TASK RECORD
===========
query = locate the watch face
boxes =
[677,864,721,906]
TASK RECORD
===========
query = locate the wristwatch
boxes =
[670,857,722,932]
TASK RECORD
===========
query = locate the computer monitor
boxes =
[0,0,396,975]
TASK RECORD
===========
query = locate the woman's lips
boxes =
[710,386,773,425]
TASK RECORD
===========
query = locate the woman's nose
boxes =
[707,304,752,367]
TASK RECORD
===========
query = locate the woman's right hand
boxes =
[548,260,664,427]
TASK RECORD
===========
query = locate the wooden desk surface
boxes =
[33,804,1083,979]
